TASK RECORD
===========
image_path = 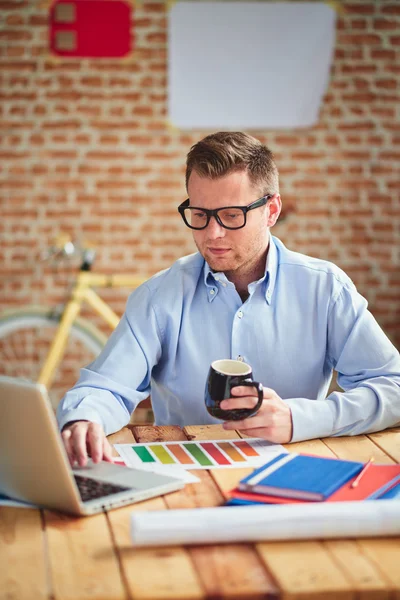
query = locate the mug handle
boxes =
[232,380,264,415]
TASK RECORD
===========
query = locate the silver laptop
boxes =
[0,377,184,516]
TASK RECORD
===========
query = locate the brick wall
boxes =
[1,0,399,392]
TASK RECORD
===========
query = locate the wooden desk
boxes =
[1,424,400,600]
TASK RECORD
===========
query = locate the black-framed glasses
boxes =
[178,195,272,231]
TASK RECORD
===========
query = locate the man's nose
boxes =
[206,216,226,239]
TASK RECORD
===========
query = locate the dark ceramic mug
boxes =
[205,359,264,421]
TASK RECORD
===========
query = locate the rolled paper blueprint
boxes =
[131,501,400,547]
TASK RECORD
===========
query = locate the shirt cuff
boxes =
[57,408,104,434]
[285,397,335,443]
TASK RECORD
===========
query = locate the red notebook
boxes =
[227,463,400,505]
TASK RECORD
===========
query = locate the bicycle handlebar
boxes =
[42,235,96,271]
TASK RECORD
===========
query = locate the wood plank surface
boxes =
[256,540,354,600]
[323,435,395,464]
[108,426,135,456]
[44,510,126,600]
[323,434,400,596]
[129,424,188,443]
[108,499,205,600]
[284,438,337,457]
[181,424,279,599]
[357,538,400,597]
[108,425,205,600]
[324,539,391,600]
[368,427,400,463]
[0,507,49,600]
[243,435,354,599]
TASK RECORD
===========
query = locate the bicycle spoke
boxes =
[0,316,103,409]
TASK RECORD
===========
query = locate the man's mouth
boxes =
[208,248,231,256]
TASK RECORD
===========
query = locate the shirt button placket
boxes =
[233,309,245,362]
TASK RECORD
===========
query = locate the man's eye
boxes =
[194,212,207,219]
[221,210,241,219]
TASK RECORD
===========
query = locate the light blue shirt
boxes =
[57,236,400,442]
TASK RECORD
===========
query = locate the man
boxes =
[58,131,400,467]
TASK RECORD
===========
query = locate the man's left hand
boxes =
[221,386,293,443]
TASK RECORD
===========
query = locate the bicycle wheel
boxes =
[0,307,106,409]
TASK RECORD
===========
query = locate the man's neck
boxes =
[224,247,269,300]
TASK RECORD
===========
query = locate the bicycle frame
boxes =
[37,271,145,389]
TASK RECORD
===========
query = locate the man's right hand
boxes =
[61,421,114,467]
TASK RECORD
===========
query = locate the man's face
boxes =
[187,170,277,276]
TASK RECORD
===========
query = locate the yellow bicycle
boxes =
[0,236,151,418]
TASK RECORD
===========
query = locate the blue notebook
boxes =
[238,453,364,501]
[373,480,400,500]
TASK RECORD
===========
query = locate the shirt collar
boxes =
[202,235,278,304]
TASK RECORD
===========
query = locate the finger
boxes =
[61,428,75,466]
[231,386,276,398]
[223,409,274,431]
[86,423,104,463]
[103,437,114,462]
[70,423,90,467]
[236,426,277,440]
[220,396,261,411]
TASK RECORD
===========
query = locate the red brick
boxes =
[370,49,396,60]
[5,13,25,25]
[338,121,375,131]
[29,15,48,26]
[342,93,377,103]
[146,33,167,44]
[339,34,381,45]
[341,64,377,74]
[0,61,36,71]
[345,4,375,15]
[379,151,400,161]
[80,77,103,86]
[371,107,395,118]
[0,1,28,8]
[143,3,165,14]
[375,78,397,89]
[384,65,400,75]
[44,61,81,71]
[42,120,81,129]
[350,19,368,30]
[374,18,398,30]
[382,5,400,15]
[0,30,32,40]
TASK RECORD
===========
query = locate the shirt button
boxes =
[210,289,215,295]
[238,310,243,319]
[237,355,244,361]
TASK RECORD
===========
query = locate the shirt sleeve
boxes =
[56,283,163,435]
[286,282,400,443]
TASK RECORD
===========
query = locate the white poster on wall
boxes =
[168,2,336,129]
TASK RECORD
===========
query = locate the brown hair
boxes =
[185,131,279,195]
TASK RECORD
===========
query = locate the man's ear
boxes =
[267,194,282,227]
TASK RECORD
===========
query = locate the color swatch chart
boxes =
[114,438,285,470]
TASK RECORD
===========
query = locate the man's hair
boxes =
[185,131,279,195]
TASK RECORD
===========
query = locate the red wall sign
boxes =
[50,0,132,58]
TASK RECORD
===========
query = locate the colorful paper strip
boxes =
[132,446,155,463]
[168,444,195,465]
[149,445,176,465]
[200,442,230,465]
[185,443,213,466]
[234,440,260,457]
[218,442,246,462]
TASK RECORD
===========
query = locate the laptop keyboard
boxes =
[74,474,131,502]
